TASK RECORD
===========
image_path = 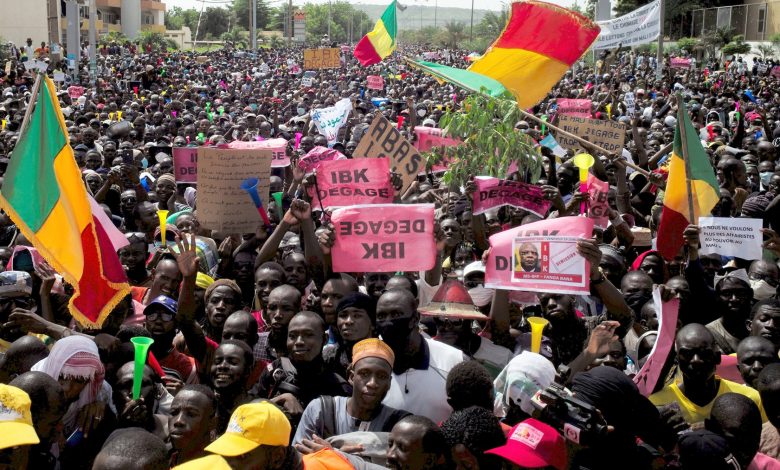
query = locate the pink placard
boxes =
[173,147,198,183]
[670,57,692,69]
[367,75,385,90]
[556,99,592,118]
[472,176,551,218]
[68,85,85,100]
[485,216,594,295]
[634,288,679,397]
[586,174,610,229]
[413,126,463,153]
[331,204,436,273]
[299,146,346,174]
[223,138,289,167]
[314,158,393,208]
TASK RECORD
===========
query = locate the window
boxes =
[758,6,766,34]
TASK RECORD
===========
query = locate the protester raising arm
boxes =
[577,237,632,331]
[172,234,208,364]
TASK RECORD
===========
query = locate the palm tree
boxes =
[442,21,467,48]
[758,44,775,60]
[222,29,247,49]
[700,27,737,61]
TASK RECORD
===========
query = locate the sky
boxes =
[164,0,578,13]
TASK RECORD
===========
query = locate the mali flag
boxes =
[468,1,600,109]
[354,0,397,66]
[0,75,130,327]
[657,99,720,260]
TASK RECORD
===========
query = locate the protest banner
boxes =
[224,138,289,167]
[485,216,594,295]
[196,147,273,233]
[624,92,636,115]
[311,98,352,146]
[593,0,661,49]
[301,76,314,87]
[173,147,198,183]
[414,126,463,153]
[670,57,692,69]
[68,85,85,99]
[472,177,552,218]
[698,216,763,260]
[299,146,347,174]
[367,75,385,90]
[313,158,394,208]
[354,113,423,192]
[555,115,627,154]
[587,174,610,229]
[303,48,341,69]
[633,287,679,397]
[539,134,567,161]
[53,71,66,82]
[330,204,436,272]
[557,99,592,118]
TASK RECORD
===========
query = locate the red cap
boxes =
[485,419,567,470]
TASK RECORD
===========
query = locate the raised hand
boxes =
[172,234,199,278]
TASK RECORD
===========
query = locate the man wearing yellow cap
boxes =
[175,401,385,469]
[293,338,410,446]
[0,384,40,468]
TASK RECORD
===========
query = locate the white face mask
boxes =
[750,279,776,300]
[468,286,494,308]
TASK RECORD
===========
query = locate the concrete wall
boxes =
[120,0,141,39]
[0,0,50,46]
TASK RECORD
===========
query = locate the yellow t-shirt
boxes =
[173,454,231,470]
[649,377,767,425]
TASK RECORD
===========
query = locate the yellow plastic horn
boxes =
[527,316,549,354]
[572,153,595,215]
[157,210,169,246]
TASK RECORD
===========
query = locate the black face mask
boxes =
[377,316,413,349]
[624,291,652,319]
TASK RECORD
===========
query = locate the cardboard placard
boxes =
[173,147,198,183]
[354,113,423,192]
[586,174,610,229]
[303,48,341,69]
[313,158,393,208]
[472,177,552,218]
[555,115,627,154]
[299,146,347,174]
[557,99,592,118]
[196,147,273,233]
[330,204,436,273]
[225,138,289,167]
[367,75,385,90]
[486,216,594,295]
[699,216,763,260]
[634,287,679,397]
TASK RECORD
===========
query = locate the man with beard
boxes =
[144,295,198,384]
[377,288,466,424]
[119,232,151,287]
[650,324,765,427]
[621,271,654,356]
[707,269,755,355]
[254,285,301,370]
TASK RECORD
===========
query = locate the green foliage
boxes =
[165,6,199,31]
[440,21,467,47]
[721,35,751,57]
[222,29,248,49]
[758,44,775,59]
[232,0,270,31]
[303,2,373,44]
[429,95,541,187]
[102,31,128,44]
[676,37,699,53]
[138,31,168,52]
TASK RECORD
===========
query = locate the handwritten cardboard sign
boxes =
[555,115,627,154]
[354,113,422,192]
[472,177,551,218]
[367,75,385,90]
[330,204,436,272]
[196,147,273,233]
[303,48,341,69]
[557,99,592,118]
[225,138,289,167]
[299,146,347,174]
[314,158,393,208]
[173,147,198,183]
[587,174,610,229]
[699,216,763,260]
[486,216,594,295]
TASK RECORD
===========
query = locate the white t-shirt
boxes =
[472,337,514,379]
[382,337,466,424]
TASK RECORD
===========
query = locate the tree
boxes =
[476,8,509,42]
[303,2,373,44]
[428,94,541,187]
[166,6,200,32]
[102,31,128,44]
[721,35,751,58]
[699,27,737,59]
[758,44,775,59]
[138,31,170,52]
[222,29,247,48]
[441,21,467,48]
[676,37,699,54]
[199,7,232,40]
[232,0,270,31]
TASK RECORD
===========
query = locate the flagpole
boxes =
[18,72,44,139]
[676,93,696,223]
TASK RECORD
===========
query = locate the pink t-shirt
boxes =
[749,453,780,470]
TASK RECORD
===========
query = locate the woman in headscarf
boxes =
[493,351,556,426]
[631,249,669,285]
[32,336,116,467]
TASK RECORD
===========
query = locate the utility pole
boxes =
[470,0,474,41]
[434,0,437,28]
[65,0,80,83]
[88,0,97,85]
[656,0,664,79]
[327,0,331,41]
[288,0,293,45]
[251,0,257,51]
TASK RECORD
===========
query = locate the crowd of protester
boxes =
[2,34,780,469]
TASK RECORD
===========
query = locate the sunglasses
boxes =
[145,310,174,322]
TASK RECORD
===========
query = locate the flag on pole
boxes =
[467,1,600,109]
[0,75,130,327]
[656,100,720,260]
[354,0,397,66]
